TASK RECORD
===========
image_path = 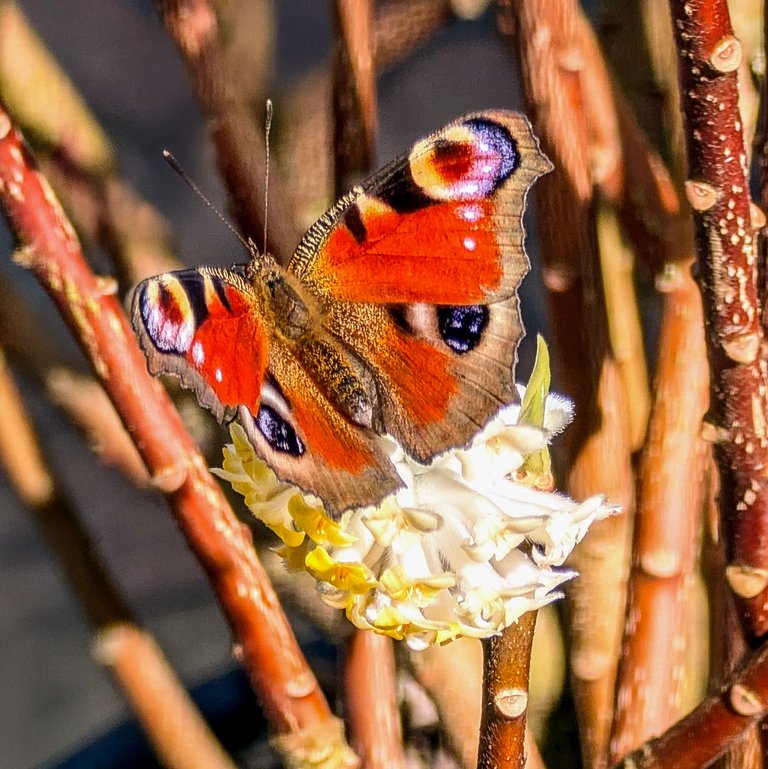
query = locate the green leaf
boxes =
[520,335,551,428]
[521,336,552,477]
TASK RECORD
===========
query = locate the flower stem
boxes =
[477,612,538,769]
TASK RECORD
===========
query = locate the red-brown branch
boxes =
[669,0,768,638]
[332,0,377,196]
[345,632,405,769]
[0,356,237,769]
[610,265,709,761]
[0,105,354,763]
[613,636,768,769]
[477,613,538,769]
[498,3,635,765]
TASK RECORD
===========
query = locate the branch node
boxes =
[92,621,133,666]
[151,462,188,493]
[708,35,742,74]
[728,683,764,716]
[271,716,360,769]
[721,332,760,364]
[12,245,35,267]
[685,180,720,211]
[750,202,766,230]
[493,687,529,719]
[94,276,119,297]
[541,264,578,293]
[450,0,491,20]
[654,262,687,293]
[285,670,319,699]
[640,550,681,579]
[725,564,768,599]
[700,417,732,444]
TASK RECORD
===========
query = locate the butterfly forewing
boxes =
[289,111,551,463]
[132,267,269,420]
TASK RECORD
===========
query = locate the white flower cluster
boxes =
[214,380,615,650]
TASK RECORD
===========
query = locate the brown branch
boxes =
[278,0,477,232]
[0,105,356,766]
[156,0,299,261]
[704,468,762,769]
[0,353,237,769]
[596,203,650,452]
[345,632,406,769]
[669,0,768,639]
[374,0,456,71]
[610,264,709,761]
[332,0,377,197]
[477,613,538,769]
[498,3,635,766]
[613,636,768,769]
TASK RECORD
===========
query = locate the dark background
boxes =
[0,3,550,766]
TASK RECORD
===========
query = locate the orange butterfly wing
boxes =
[133,267,268,420]
[290,111,551,305]
[289,111,551,461]
[133,267,402,515]
[132,112,551,514]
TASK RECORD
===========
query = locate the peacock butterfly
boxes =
[132,111,551,516]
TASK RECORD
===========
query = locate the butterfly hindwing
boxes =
[238,343,402,516]
[132,267,269,420]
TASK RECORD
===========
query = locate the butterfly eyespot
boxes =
[464,117,520,185]
[256,404,306,456]
[138,279,197,354]
[437,305,489,354]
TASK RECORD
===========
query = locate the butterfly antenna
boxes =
[263,99,273,258]
[162,150,257,259]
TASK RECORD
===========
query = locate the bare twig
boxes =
[330,4,405,766]
[0,2,180,289]
[614,636,768,769]
[0,104,356,767]
[0,353,237,769]
[332,0,376,196]
[156,0,299,260]
[345,632,406,769]
[477,613,538,769]
[610,264,709,761]
[669,0,768,639]
[498,3,636,765]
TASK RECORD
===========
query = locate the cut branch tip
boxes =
[708,36,742,74]
[151,462,187,493]
[750,202,766,229]
[728,684,764,716]
[493,687,529,718]
[94,276,119,297]
[725,564,768,599]
[701,417,732,444]
[0,112,10,139]
[721,332,760,364]
[685,180,720,211]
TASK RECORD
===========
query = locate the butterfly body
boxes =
[133,111,551,515]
